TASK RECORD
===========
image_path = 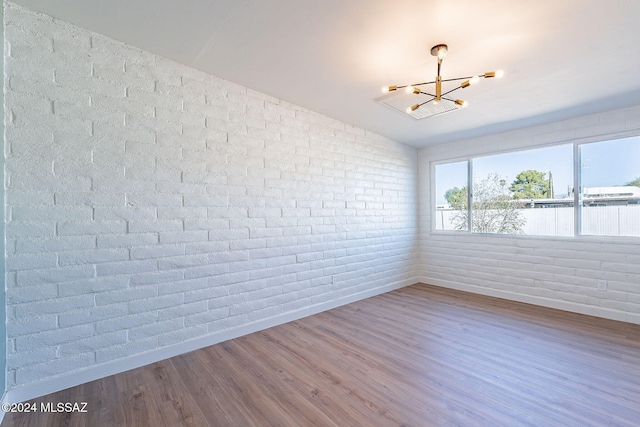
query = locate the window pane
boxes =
[580,136,640,237]
[472,144,574,235]
[434,161,468,231]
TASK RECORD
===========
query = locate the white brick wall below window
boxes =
[418,105,640,325]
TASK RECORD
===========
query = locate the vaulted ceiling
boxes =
[12,0,640,147]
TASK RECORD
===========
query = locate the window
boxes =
[433,134,640,238]
[434,161,468,231]
[472,145,573,236]
[580,136,640,237]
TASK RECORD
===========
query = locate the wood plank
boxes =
[4,283,640,426]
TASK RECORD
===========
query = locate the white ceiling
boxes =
[12,0,640,148]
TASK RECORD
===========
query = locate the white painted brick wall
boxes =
[419,104,640,325]
[3,3,418,389]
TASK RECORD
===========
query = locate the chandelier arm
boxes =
[418,98,436,107]
[408,81,437,87]
[441,76,478,83]
[418,91,436,97]
[386,82,436,90]
[407,76,481,87]
[442,73,498,82]
[441,86,462,97]
[397,77,478,88]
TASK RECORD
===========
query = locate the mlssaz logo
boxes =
[40,402,88,413]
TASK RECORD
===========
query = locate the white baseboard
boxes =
[4,278,417,405]
[421,276,635,324]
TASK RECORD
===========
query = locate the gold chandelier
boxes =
[380,44,503,119]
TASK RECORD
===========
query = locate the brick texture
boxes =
[419,105,640,324]
[4,3,418,389]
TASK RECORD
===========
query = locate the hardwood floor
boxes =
[4,283,640,426]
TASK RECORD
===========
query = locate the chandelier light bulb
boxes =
[382,85,397,93]
[407,104,420,113]
[461,78,478,88]
[455,99,468,108]
[484,70,505,79]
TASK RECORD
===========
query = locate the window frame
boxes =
[430,130,640,240]
[432,157,470,232]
